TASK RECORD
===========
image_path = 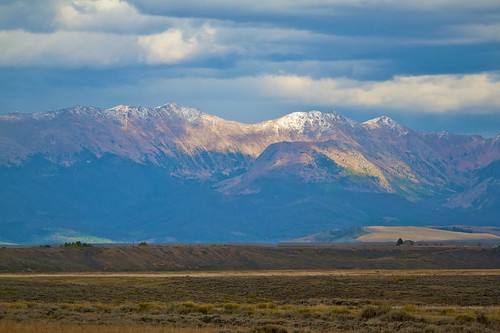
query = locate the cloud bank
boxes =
[137,73,500,113]
[0,0,499,133]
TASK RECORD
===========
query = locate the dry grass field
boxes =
[0,270,499,332]
[358,226,500,242]
[0,320,218,333]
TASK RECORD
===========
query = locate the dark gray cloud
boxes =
[0,0,61,32]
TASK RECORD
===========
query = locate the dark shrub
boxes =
[361,305,391,319]
[253,324,288,333]
[384,310,414,322]
[476,313,489,325]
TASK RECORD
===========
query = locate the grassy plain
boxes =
[1,244,499,272]
[0,270,499,332]
[1,245,498,332]
[0,320,217,333]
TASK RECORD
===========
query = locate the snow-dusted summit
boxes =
[362,115,409,135]
[272,110,356,132]
[0,103,497,185]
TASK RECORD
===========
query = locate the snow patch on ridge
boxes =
[105,105,151,120]
[99,103,205,123]
[156,103,203,122]
[363,115,408,135]
[0,112,27,121]
[273,110,357,134]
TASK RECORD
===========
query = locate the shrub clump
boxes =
[137,302,160,312]
[455,314,475,323]
[402,304,418,312]
[256,302,277,310]
[223,303,240,312]
[476,312,489,325]
[360,305,391,319]
[331,305,351,315]
[177,301,214,314]
[252,324,288,333]
[383,309,414,322]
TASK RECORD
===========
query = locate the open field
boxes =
[1,244,499,272]
[358,226,500,243]
[0,321,218,333]
[1,245,498,331]
[0,270,499,332]
[290,226,500,244]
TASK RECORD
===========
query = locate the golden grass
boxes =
[0,320,218,333]
[1,271,499,332]
[359,226,500,242]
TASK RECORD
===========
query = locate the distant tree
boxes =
[396,238,404,246]
[62,241,92,248]
[138,241,148,247]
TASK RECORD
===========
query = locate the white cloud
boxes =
[138,25,222,64]
[111,73,500,114]
[0,24,223,67]
[138,29,196,64]
[254,73,500,112]
[0,29,138,67]
[450,23,500,42]
[54,0,170,33]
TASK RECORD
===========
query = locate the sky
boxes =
[0,0,499,137]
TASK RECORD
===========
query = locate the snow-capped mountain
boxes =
[362,115,409,134]
[0,104,498,244]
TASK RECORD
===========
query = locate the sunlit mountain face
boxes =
[0,104,498,244]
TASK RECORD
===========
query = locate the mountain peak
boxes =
[273,110,356,132]
[155,103,203,122]
[98,103,205,122]
[104,104,150,120]
[108,104,133,112]
[0,112,26,121]
[362,115,408,134]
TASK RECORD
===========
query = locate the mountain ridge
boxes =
[0,103,498,244]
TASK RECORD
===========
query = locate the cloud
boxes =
[89,73,499,114]
[138,25,224,65]
[1,0,497,70]
[226,59,390,81]
[0,0,61,32]
[0,29,139,67]
[54,0,171,33]
[254,73,500,112]
[0,24,224,67]
[1,0,499,135]
[130,0,500,17]
[450,23,500,42]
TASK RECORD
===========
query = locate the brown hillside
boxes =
[0,244,498,272]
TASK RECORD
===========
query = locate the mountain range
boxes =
[0,103,498,244]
